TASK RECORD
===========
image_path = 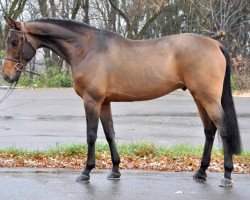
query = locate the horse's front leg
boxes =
[76,98,102,182]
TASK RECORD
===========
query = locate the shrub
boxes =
[18,67,73,88]
[0,50,5,60]
[18,75,31,87]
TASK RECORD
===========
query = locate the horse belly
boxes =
[106,73,183,102]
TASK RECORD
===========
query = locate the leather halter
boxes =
[4,29,36,72]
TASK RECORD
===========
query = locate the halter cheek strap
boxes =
[4,29,36,72]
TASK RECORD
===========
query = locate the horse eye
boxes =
[11,39,19,46]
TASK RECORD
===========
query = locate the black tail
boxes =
[220,45,242,155]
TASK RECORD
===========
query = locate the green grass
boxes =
[0,142,249,160]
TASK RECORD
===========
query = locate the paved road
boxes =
[0,88,250,150]
[0,89,249,200]
[0,168,249,200]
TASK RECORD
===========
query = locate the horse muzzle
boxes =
[3,73,19,83]
[2,60,22,83]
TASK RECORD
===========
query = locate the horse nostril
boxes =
[3,74,14,83]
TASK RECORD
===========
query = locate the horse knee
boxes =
[87,134,97,146]
[105,134,114,144]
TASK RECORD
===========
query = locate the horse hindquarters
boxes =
[190,45,241,187]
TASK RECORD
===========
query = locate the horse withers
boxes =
[1,16,241,187]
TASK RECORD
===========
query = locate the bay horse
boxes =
[2,17,241,187]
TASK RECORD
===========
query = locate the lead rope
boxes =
[0,80,18,104]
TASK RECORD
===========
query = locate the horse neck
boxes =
[25,22,94,65]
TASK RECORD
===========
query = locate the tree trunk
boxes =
[82,0,90,24]
[0,0,27,49]
[71,0,81,19]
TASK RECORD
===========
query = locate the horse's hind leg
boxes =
[193,98,217,181]
[194,96,234,187]
[100,102,121,180]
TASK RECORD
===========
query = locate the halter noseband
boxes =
[4,29,36,72]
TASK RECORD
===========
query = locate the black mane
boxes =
[29,18,97,32]
[28,18,123,40]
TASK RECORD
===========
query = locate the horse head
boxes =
[2,17,36,83]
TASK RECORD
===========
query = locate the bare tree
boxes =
[0,0,27,49]
[189,0,249,88]
[107,0,169,39]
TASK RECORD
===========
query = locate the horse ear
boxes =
[4,16,22,30]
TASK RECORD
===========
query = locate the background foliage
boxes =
[0,0,249,88]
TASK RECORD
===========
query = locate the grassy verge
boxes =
[0,142,249,158]
[0,142,249,173]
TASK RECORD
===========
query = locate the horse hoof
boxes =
[219,178,233,187]
[76,174,90,182]
[193,171,207,181]
[107,171,121,180]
